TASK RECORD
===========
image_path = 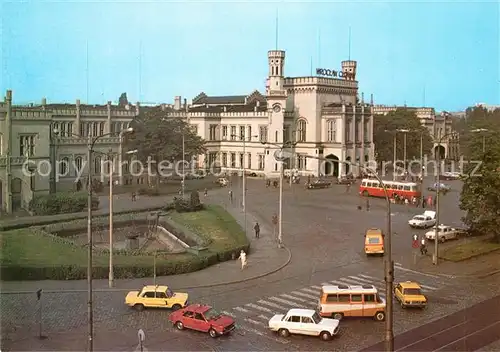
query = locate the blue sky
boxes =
[1,0,498,111]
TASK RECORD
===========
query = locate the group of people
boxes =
[391,194,436,208]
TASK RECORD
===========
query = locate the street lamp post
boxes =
[471,128,488,153]
[304,154,394,351]
[432,130,457,266]
[396,129,410,173]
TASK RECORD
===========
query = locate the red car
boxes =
[168,304,235,338]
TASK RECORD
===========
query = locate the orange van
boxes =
[365,228,384,255]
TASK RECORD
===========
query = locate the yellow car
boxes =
[364,228,385,256]
[394,281,427,309]
[125,285,189,311]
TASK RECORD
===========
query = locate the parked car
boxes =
[125,285,188,311]
[408,210,436,229]
[268,308,340,341]
[425,225,460,242]
[439,172,461,181]
[306,179,331,189]
[427,182,451,193]
[394,281,427,309]
[168,304,235,338]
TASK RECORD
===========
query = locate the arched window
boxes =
[94,156,101,174]
[75,156,83,174]
[60,157,69,175]
[60,123,66,137]
[53,122,59,134]
[297,119,307,142]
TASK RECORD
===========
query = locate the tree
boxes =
[118,93,129,107]
[373,108,433,164]
[124,106,206,188]
[458,106,500,242]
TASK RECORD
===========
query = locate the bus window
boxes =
[362,181,367,187]
[374,183,380,188]
[404,185,410,191]
[410,185,417,192]
[398,185,404,190]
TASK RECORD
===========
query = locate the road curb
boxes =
[0,247,292,295]
[412,267,500,279]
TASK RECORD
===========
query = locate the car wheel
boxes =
[209,328,218,338]
[320,331,331,341]
[172,304,182,311]
[440,237,446,243]
[134,304,145,311]
[374,311,385,321]
[175,321,184,330]
[278,328,290,338]
[332,313,343,320]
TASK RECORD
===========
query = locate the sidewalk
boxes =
[399,248,500,278]
[0,190,291,293]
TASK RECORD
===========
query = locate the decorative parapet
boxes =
[55,136,122,145]
[284,76,358,88]
[0,156,28,166]
[188,111,268,118]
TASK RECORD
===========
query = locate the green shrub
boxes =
[173,196,204,213]
[30,192,99,215]
[190,190,201,208]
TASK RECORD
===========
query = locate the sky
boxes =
[1,0,499,111]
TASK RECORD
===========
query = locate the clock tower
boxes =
[265,50,287,174]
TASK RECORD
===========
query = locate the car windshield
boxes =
[166,288,174,297]
[413,216,424,220]
[204,308,220,320]
[312,312,321,324]
[368,237,380,244]
[404,288,422,295]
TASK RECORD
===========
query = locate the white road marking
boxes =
[349,276,376,285]
[301,288,319,295]
[291,290,317,300]
[359,274,380,280]
[394,265,441,278]
[258,300,288,311]
[340,277,368,286]
[234,306,250,313]
[395,262,402,267]
[269,296,300,307]
[238,325,290,344]
[246,303,273,313]
[222,310,236,317]
[419,284,438,290]
[256,314,270,321]
[244,318,265,326]
[310,285,322,289]
[280,293,308,303]
[321,282,331,286]
[330,280,356,287]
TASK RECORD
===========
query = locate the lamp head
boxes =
[53,128,60,136]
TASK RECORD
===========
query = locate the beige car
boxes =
[216,177,229,187]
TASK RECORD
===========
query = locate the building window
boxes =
[297,154,306,170]
[284,125,290,143]
[230,126,236,140]
[60,157,69,175]
[20,135,35,157]
[94,156,101,174]
[239,126,245,140]
[275,130,278,142]
[0,133,3,155]
[53,122,59,134]
[60,123,66,137]
[259,126,268,143]
[191,124,198,135]
[327,120,336,142]
[67,122,73,136]
[209,124,217,141]
[222,152,227,167]
[258,154,265,170]
[230,152,236,167]
[99,122,105,136]
[75,156,83,174]
[248,153,252,169]
[297,120,307,142]
[80,122,85,136]
[86,123,91,137]
[247,126,252,141]
[239,153,244,168]
[222,125,228,140]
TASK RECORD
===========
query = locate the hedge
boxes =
[1,209,250,281]
[29,192,99,216]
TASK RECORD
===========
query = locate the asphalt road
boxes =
[362,294,500,352]
[3,176,498,351]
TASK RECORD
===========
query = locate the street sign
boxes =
[412,240,419,249]
[412,234,418,241]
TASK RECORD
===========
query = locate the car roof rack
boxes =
[337,284,349,289]
[361,285,375,289]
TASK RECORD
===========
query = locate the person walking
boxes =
[131,191,136,202]
[239,250,247,270]
[420,237,427,255]
[229,189,233,204]
[254,222,260,239]
[204,188,208,197]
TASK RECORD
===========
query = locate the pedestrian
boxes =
[346,182,351,193]
[420,237,427,255]
[404,198,409,206]
[365,198,370,211]
[204,188,208,197]
[254,222,260,238]
[229,189,233,203]
[131,191,136,201]
[239,250,247,270]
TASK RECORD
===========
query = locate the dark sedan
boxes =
[306,179,332,189]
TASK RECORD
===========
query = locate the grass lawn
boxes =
[0,229,193,268]
[440,239,500,262]
[169,204,247,252]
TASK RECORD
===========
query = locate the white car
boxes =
[408,211,436,229]
[268,308,340,341]
[425,225,459,242]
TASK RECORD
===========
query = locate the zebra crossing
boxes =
[222,266,446,344]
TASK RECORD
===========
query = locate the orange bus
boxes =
[359,179,421,199]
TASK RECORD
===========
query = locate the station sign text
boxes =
[316,68,355,80]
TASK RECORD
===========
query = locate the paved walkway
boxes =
[1,188,291,293]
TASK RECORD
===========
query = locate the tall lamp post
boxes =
[384,130,398,181]
[396,129,409,173]
[231,134,259,212]
[471,128,488,153]
[303,154,394,351]
[432,130,457,266]
[261,134,298,248]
